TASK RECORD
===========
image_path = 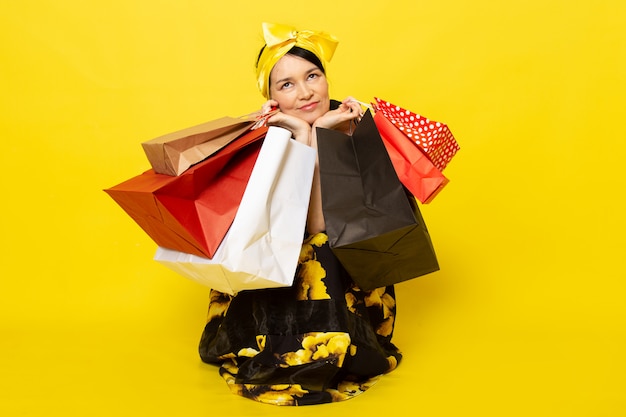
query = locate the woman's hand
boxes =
[261,100,312,145]
[312,97,363,132]
[260,99,279,115]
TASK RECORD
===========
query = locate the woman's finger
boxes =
[261,99,278,113]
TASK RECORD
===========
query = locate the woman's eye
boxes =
[308,73,319,80]
[280,82,292,90]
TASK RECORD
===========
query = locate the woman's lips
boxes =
[299,102,318,111]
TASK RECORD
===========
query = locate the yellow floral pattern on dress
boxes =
[345,291,358,314]
[221,359,380,406]
[249,384,310,406]
[346,286,396,338]
[256,335,266,351]
[279,332,351,368]
[365,287,396,337]
[206,290,232,323]
[386,355,399,372]
[294,233,330,300]
[328,376,380,402]
[219,360,311,406]
[202,232,403,406]
[237,347,260,357]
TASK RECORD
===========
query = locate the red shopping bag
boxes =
[104,127,267,258]
[373,97,459,171]
[373,111,448,204]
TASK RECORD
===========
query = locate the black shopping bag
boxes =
[316,110,439,290]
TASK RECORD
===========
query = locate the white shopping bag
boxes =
[154,126,316,295]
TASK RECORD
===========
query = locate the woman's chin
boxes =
[300,109,327,125]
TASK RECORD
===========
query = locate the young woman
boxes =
[198,22,402,406]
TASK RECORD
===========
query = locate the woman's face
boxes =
[269,54,330,125]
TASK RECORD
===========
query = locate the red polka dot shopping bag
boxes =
[373,98,460,171]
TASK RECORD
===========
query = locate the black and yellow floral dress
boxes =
[199,231,401,406]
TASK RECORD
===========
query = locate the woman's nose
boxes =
[296,83,313,99]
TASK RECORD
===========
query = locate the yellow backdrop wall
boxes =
[2,1,625,416]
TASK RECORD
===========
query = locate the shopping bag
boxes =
[316,111,439,291]
[374,110,448,203]
[154,126,317,295]
[142,116,255,176]
[104,127,267,258]
[373,97,459,171]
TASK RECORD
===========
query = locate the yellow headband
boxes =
[255,22,339,99]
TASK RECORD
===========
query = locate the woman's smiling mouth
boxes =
[299,102,319,111]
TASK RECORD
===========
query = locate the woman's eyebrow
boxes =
[274,75,293,85]
[274,67,320,85]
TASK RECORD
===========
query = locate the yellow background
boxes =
[2,0,625,415]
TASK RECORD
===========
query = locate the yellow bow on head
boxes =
[255,22,339,99]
